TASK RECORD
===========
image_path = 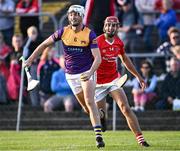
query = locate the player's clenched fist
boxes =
[23,58,32,68]
[80,72,91,81]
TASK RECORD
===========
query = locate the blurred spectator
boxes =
[24,26,43,106]
[155,0,177,43]
[6,34,23,102]
[135,0,156,51]
[0,31,11,80]
[157,27,180,54]
[156,27,180,73]
[172,0,180,30]
[132,60,158,112]
[83,0,115,36]
[16,0,39,39]
[155,57,180,110]
[37,46,59,108]
[0,0,15,46]
[117,0,144,69]
[117,0,144,52]
[44,56,77,113]
[0,73,7,104]
[6,55,21,101]
[155,0,180,29]
[171,45,180,60]
[23,26,43,57]
[24,26,43,59]
[11,34,23,61]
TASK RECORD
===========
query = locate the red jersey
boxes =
[96,34,125,84]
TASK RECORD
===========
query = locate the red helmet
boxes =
[104,16,120,25]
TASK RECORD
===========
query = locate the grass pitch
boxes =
[0,130,179,151]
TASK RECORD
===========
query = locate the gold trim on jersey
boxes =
[61,26,90,47]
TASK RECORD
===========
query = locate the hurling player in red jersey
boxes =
[95,16,150,147]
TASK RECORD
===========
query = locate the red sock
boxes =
[136,133,145,145]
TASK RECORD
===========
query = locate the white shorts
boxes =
[66,71,96,95]
[95,78,123,102]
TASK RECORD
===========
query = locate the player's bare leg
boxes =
[75,92,89,113]
[75,80,105,148]
[110,89,150,147]
[96,99,107,132]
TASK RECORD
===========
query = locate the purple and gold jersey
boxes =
[51,25,98,74]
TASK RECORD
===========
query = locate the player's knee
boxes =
[85,99,94,108]
[121,104,131,115]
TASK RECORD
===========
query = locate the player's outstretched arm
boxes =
[24,36,55,67]
[119,53,146,90]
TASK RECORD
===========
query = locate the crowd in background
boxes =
[0,0,180,112]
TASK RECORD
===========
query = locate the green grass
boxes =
[0,131,180,151]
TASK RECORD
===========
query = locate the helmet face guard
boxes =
[68,5,85,18]
[103,16,120,37]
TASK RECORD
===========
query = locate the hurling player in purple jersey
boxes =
[24,5,105,148]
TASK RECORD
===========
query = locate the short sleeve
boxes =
[89,30,98,49]
[51,28,64,42]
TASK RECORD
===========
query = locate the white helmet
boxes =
[68,5,85,18]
